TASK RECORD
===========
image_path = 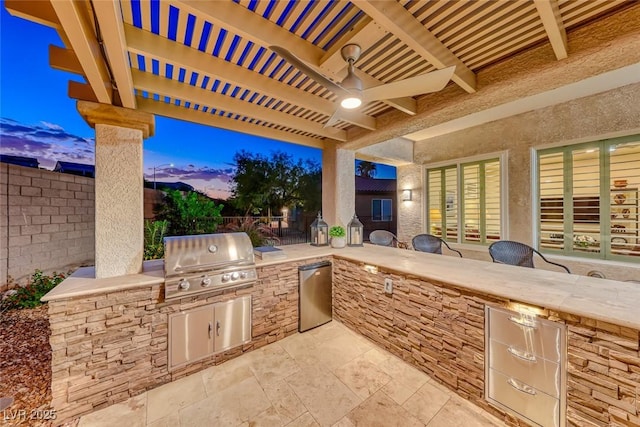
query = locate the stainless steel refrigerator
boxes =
[298,261,332,332]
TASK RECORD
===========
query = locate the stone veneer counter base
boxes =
[43,244,639,426]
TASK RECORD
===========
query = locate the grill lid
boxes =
[163,232,255,277]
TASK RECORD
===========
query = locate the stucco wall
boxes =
[0,163,95,291]
[402,83,640,280]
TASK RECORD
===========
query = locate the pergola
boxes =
[5,0,640,278]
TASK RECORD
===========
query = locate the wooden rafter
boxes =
[131,70,347,141]
[49,0,112,104]
[124,24,377,130]
[534,0,568,60]
[355,0,476,93]
[136,97,327,149]
[92,1,137,108]
[175,0,417,116]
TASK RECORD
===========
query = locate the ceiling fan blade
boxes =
[269,46,351,98]
[323,110,342,128]
[362,66,456,102]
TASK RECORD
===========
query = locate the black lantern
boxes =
[347,214,364,247]
[310,212,329,246]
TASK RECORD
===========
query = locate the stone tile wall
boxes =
[47,257,327,425]
[0,163,95,291]
[332,257,640,427]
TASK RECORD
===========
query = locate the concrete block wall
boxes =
[0,163,95,291]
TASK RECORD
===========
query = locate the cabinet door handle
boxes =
[508,315,538,329]
[507,378,537,395]
[216,321,221,336]
[507,346,537,362]
[208,322,212,339]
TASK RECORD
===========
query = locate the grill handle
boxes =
[173,260,254,274]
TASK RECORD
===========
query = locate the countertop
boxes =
[43,244,640,329]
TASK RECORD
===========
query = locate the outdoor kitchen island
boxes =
[42,244,640,426]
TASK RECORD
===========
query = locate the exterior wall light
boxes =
[401,189,412,201]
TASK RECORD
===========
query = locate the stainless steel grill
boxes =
[163,232,257,300]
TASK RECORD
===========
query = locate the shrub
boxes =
[225,217,280,247]
[156,189,223,236]
[1,270,67,310]
[144,220,168,260]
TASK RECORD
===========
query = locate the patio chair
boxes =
[488,240,571,273]
[412,234,462,257]
[369,230,398,247]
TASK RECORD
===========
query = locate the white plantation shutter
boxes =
[537,136,640,261]
[427,158,501,245]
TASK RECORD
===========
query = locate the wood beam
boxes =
[49,45,82,74]
[68,81,98,103]
[124,24,377,130]
[355,1,476,93]
[136,97,326,150]
[175,0,323,64]
[4,0,59,29]
[50,0,112,104]
[92,0,137,108]
[534,0,569,60]
[131,70,347,141]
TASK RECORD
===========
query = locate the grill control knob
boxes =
[231,272,240,280]
[201,275,212,287]
[240,272,248,279]
[222,274,231,282]
[178,279,190,291]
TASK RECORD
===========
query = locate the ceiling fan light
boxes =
[340,96,362,109]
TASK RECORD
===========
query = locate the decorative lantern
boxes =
[347,214,364,247]
[310,212,329,246]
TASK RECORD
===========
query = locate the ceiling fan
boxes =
[270,44,456,127]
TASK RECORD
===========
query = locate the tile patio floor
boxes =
[78,321,506,427]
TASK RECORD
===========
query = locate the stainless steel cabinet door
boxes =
[214,296,252,352]
[169,305,214,369]
[299,262,332,332]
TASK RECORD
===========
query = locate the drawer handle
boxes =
[507,346,537,362]
[508,315,538,329]
[507,378,537,396]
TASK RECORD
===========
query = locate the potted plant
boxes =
[329,226,346,248]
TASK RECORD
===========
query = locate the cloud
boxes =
[147,165,235,183]
[0,117,95,168]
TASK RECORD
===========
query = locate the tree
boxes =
[155,189,224,236]
[356,160,377,178]
[229,150,321,215]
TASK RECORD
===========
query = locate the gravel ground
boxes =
[0,305,54,427]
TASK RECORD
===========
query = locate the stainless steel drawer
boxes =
[488,306,563,362]
[488,368,560,427]
[489,339,560,398]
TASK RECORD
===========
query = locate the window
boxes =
[427,157,502,244]
[372,199,392,221]
[537,136,640,260]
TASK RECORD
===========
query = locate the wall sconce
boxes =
[401,189,412,201]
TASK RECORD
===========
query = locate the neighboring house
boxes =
[355,175,397,239]
[54,161,95,178]
[0,154,39,168]
[144,181,195,192]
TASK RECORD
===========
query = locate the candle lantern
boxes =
[310,212,329,246]
[347,214,364,247]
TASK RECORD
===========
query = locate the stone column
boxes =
[396,164,424,242]
[77,101,155,278]
[322,143,355,228]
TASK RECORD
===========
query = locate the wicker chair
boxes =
[488,240,571,273]
[369,230,398,247]
[412,234,462,257]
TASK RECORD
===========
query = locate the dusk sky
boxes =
[0,5,395,199]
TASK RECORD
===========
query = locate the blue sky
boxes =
[0,5,395,199]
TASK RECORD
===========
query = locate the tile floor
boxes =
[78,321,506,427]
